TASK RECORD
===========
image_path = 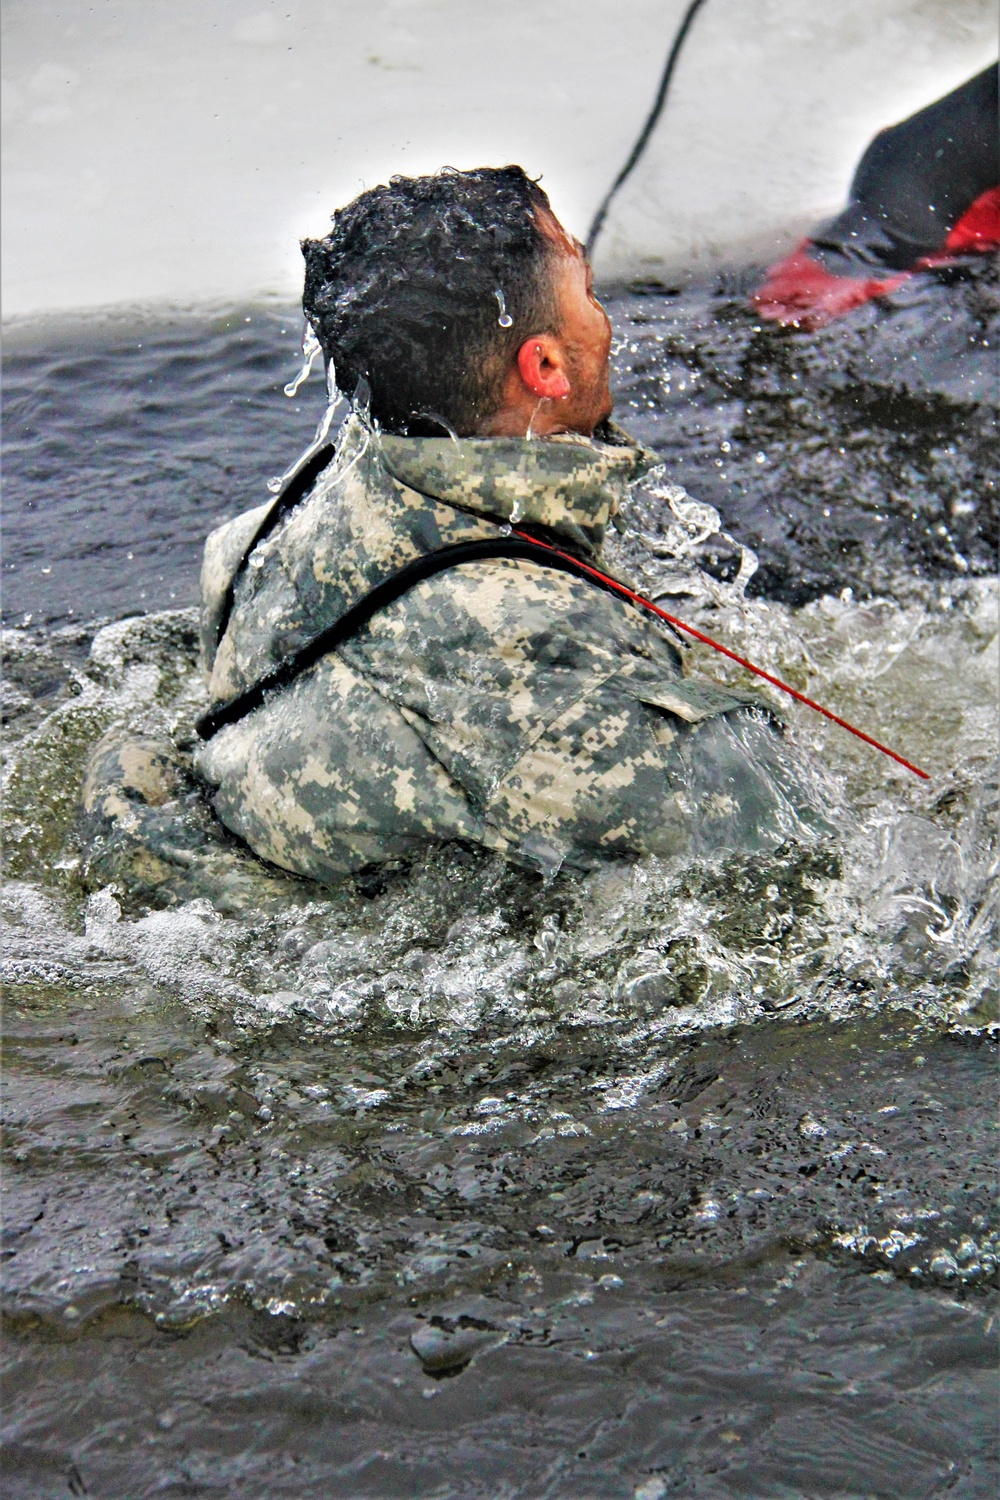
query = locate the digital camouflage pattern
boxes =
[80,732,311,912]
[199,415,649,703]
[191,414,827,880]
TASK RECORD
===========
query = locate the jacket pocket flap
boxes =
[631,677,767,724]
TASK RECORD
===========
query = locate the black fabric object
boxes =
[812,65,999,274]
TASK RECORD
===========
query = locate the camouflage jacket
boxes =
[195,415,799,880]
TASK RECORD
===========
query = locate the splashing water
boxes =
[5,521,995,1042]
[266,356,344,494]
[282,319,322,399]
[3,285,997,1494]
[2,567,996,1398]
[607,464,759,607]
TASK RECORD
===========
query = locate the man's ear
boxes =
[516,335,571,401]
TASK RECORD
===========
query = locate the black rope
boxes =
[586,0,710,257]
[195,535,675,741]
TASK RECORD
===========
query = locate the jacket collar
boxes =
[377,420,657,556]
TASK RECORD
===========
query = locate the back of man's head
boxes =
[301,166,559,436]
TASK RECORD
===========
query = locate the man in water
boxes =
[87,167,826,891]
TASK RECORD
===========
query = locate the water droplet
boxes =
[283,320,322,398]
[495,289,514,328]
[412,410,459,441]
[525,398,545,440]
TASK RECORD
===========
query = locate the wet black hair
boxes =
[301,166,560,436]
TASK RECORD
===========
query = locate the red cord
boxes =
[513,530,930,780]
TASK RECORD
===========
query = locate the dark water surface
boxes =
[4,264,996,627]
[2,271,997,1497]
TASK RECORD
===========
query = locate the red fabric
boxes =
[751,242,908,331]
[752,187,999,330]
[922,185,1000,261]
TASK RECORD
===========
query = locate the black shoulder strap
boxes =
[213,442,336,650]
[195,536,656,741]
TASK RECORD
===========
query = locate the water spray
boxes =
[283,320,323,398]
